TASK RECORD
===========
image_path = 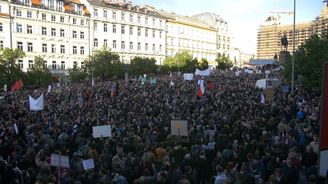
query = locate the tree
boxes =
[84,47,124,80]
[282,30,328,89]
[197,58,209,70]
[183,58,198,73]
[216,55,233,70]
[163,51,193,71]
[130,57,157,75]
[25,56,53,87]
[0,48,26,87]
[68,64,87,82]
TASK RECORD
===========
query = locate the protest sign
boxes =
[51,154,70,168]
[83,159,95,170]
[92,125,112,138]
[171,120,188,136]
[183,73,193,81]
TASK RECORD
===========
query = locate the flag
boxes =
[29,93,44,111]
[260,92,265,104]
[197,80,205,97]
[111,84,116,97]
[11,79,23,91]
[207,82,214,90]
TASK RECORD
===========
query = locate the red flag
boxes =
[197,80,204,98]
[207,82,214,90]
[11,79,23,91]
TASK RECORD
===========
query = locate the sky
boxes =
[133,0,325,54]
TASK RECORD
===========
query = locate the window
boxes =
[27,42,33,52]
[28,60,34,69]
[138,27,141,36]
[104,23,107,32]
[113,40,116,48]
[138,16,141,23]
[104,10,107,18]
[51,44,56,53]
[112,11,116,20]
[145,43,148,51]
[27,25,32,34]
[152,30,155,38]
[152,19,155,26]
[129,14,133,22]
[137,42,141,50]
[152,44,155,51]
[129,42,133,50]
[80,19,84,25]
[94,38,98,47]
[94,8,98,17]
[18,60,23,69]
[121,25,125,34]
[60,29,65,37]
[0,23,2,32]
[121,13,125,21]
[121,41,125,49]
[61,61,65,69]
[27,11,32,18]
[80,31,84,39]
[129,26,133,35]
[80,46,84,54]
[72,31,77,38]
[145,29,148,37]
[145,17,148,24]
[73,18,76,24]
[42,13,46,20]
[16,9,22,17]
[42,27,47,35]
[104,39,107,47]
[73,46,77,54]
[73,61,77,67]
[51,15,56,22]
[0,40,3,50]
[52,61,57,69]
[16,24,22,33]
[60,16,64,23]
[42,43,47,53]
[159,31,162,38]
[60,45,65,53]
[159,44,162,51]
[94,22,97,31]
[113,24,116,33]
[51,28,56,36]
[159,20,162,26]
[17,42,23,50]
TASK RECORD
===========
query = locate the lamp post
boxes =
[291,0,296,94]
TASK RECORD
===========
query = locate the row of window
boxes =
[93,39,162,52]
[17,42,85,54]
[17,60,83,70]
[93,8,163,27]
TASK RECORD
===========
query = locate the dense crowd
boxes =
[0,70,326,184]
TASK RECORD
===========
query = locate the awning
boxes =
[31,0,42,6]
[64,4,73,12]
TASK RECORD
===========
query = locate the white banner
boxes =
[195,68,210,76]
[92,125,112,138]
[29,93,44,111]
[171,120,188,136]
[83,159,95,170]
[183,73,194,81]
[51,154,70,168]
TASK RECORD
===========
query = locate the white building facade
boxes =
[0,0,91,74]
[85,0,167,65]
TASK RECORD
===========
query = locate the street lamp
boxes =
[291,0,296,94]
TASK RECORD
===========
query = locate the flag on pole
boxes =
[11,79,23,91]
[29,93,44,111]
[260,92,265,104]
[111,84,116,97]
[197,80,205,98]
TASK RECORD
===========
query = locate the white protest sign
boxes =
[48,85,52,93]
[183,73,193,81]
[50,154,70,168]
[29,94,44,111]
[92,125,112,138]
[83,159,95,170]
[171,120,188,136]
[265,70,271,74]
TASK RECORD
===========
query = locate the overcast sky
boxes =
[133,0,324,54]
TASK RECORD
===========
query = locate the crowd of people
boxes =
[0,70,326,184]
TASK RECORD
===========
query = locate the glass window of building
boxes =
[27,25,32,34]
[42,43,47,53]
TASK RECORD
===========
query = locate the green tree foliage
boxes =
[0,48,26,86]
[130,57,157,75]
[282,31,328,89]
[216,55,233,70]
[183,58,198,73]
[85,48,124,79]
[25,56,53,87]
[197,58,209,70]
[68,64,87,82]
[163,51,194,72]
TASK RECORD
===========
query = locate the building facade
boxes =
[148,7,217,65]
[0,0,91,75]
[87,0,166,65]
[192,12,231,59]
[257,2,328,60]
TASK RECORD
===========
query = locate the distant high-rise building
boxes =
[257,2,328,60]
